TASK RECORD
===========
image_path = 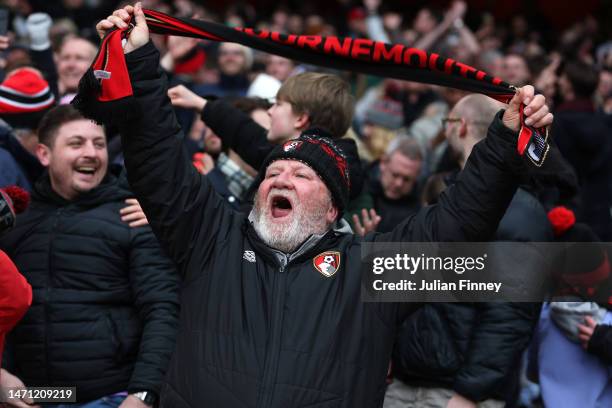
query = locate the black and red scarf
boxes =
[72,8,549,166]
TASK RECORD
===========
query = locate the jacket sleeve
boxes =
[126,226,180,396]
[587,324,612,364]
[201,99,273,170]
[0,250,32,335]
[120,42,238,275]
[452,302,541,401]
[30,48,59,100]
[376,111,525,243]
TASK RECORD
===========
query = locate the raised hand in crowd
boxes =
[448,0,468,21]
[578,316,597,350]
[363,0,382,14]
[160,35,200,72]
[167,84,207,112]
[0,368,39,408]
[533,53,561,103]
[25,13,52,51]
[192,152,215,175]
[96,2,148,53]
[119,198,149,227]
[352,208,381,237]
[503,85,553,130]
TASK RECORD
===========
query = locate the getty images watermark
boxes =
[371,252,500,293]
[359,242,602,302]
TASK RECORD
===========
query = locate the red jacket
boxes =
[0,250,32,361]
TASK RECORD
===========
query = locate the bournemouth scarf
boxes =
[72,8,549,166]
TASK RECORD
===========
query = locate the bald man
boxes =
[444,94,506,168]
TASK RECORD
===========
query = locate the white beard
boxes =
[252,189,332,253]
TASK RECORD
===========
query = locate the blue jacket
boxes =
[533,304,612,408]
[0,122,43,190]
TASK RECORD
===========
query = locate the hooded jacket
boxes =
[0,171,180,403]
[119,42,529,408]
[0,120,44,190]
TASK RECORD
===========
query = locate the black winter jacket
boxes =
[0,172,180,403]
[120,42,530,408]
[588,324,612,364]
[552,101,612,240]
[392,188,552,402]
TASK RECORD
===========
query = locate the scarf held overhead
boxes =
[71,8,549,166]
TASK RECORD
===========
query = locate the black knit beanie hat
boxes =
[255,128,351,211]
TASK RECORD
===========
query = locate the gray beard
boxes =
[251,190,331,253]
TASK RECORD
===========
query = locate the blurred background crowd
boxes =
[0,0,611,407]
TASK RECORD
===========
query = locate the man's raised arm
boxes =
[167,84,274,169]
[378,86,553,243]
[96,4,234,270]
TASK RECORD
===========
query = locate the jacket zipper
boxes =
[256,256,288,408]
[45,207,62,385]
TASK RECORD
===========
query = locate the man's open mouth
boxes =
[271,195,293,218]
[75,166,97,176]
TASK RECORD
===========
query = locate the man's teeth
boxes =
[76,167,95,173]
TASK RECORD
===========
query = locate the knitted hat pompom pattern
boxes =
[548,206,576,237]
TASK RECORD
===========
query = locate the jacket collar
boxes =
[245,212,351,266]
[32,168,130,208]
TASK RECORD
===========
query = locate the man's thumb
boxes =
[134,2,147,27]
[508,87,523,110]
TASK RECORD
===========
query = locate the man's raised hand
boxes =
[502,85,553,132]
[353,208,382,237]
[167,85,207,112]
[96,2,149,54]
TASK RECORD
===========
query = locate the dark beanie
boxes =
[256,128,351,211]
[0,67,55,129]
[555,223,609,289]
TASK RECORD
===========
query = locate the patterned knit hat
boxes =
[257,128,351,211]
[0,67,55,129]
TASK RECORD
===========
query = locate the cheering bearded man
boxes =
[96,4,554,408]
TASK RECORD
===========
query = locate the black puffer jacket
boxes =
[392,187,552,402]
[118,42,532,408]
[0,172,180,403]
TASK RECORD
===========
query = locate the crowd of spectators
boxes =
[0,0,611,407]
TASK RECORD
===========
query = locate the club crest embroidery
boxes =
[283,140,303,152]
[313,251,341,278]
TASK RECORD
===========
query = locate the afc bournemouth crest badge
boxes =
[283,140,303,152]
[313,251,341,278]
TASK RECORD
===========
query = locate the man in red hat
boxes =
[0,67,55,190]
